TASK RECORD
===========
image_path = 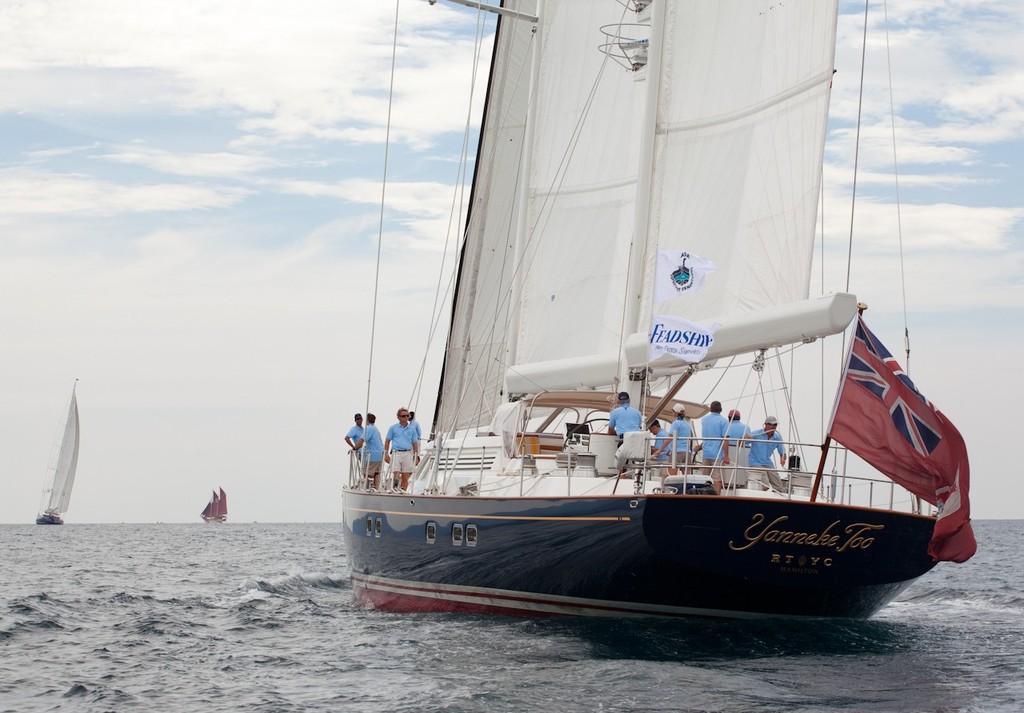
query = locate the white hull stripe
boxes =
[351,573,768,619]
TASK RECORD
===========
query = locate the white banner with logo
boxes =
[649,314,719,363]
[653,250,718,304]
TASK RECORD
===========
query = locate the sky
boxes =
[1,0,1021,524]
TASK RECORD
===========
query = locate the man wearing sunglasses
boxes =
[385,408,420,492]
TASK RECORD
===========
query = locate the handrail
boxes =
[354,432,932,516]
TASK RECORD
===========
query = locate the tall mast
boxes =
[622,0,667,397]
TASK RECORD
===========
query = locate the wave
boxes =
[235,569,351,601]
[894,584,1024,616]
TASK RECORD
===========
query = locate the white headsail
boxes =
[41,386,80,517]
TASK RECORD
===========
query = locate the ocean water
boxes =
[1,520,1020,713]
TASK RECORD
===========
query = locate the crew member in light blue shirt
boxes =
[725,409,750,448]
[385,407,420,492]
[747,416,786,469]
[649,420,669,461]
[607,391,643,442]
[354,413,385,490]
[700,400,729,492]
[725,409,751,477]
[657,404,693,475]
[409,410,423,445]
[345,413,364,457]
[648,419,674,489]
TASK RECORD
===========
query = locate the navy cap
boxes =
[617,391,630,401]
[354,413,362,420]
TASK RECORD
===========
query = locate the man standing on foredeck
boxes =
[385,407,420,492]
[345,414,364,459]
[354,413,384,490]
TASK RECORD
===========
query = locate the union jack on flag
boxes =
[829,316,976,563]
[846,322,942,457]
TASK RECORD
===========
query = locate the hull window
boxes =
[466,524,478,547]
[452,523,464,546]
[374,517,382,538]
[365,516,373,536]
[426,521,437,544]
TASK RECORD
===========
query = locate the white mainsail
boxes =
[438,0,842,432]
[637,2,839,328]
[41,386,80,517]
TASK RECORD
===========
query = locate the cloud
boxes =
[0,168,251,216]
[0,0,493,150]
[97,145,280,178]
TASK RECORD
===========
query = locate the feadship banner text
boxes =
[649,315,718,363]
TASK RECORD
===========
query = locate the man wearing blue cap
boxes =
[608,391,644,477]
[345,413,364,456]
[607,391,643,443]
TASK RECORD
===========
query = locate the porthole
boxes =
[365,516,373,536]
[374,517,382,538]
[426,521,437,544]
[466,524,478,547]
[452,523,464,546]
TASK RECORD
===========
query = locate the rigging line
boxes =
[771,346,803,449]
[410,4,491,412]
[780,344,804,454]
[882,0,911,372]
[364,0,403,418]
[826,1,872,450]
[844,0,870,294]
[700,355,738,404]
[819,132,827,441]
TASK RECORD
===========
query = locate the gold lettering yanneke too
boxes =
[729,513,884,553]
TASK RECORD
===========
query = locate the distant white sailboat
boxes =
[36,383,80,526]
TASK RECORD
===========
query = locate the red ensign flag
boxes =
[829,317,976,563]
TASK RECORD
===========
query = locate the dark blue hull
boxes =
[342,490,938,618]
[35,513,64,525]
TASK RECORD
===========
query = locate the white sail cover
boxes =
[45,389,80,514]
[438,0,840,430]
